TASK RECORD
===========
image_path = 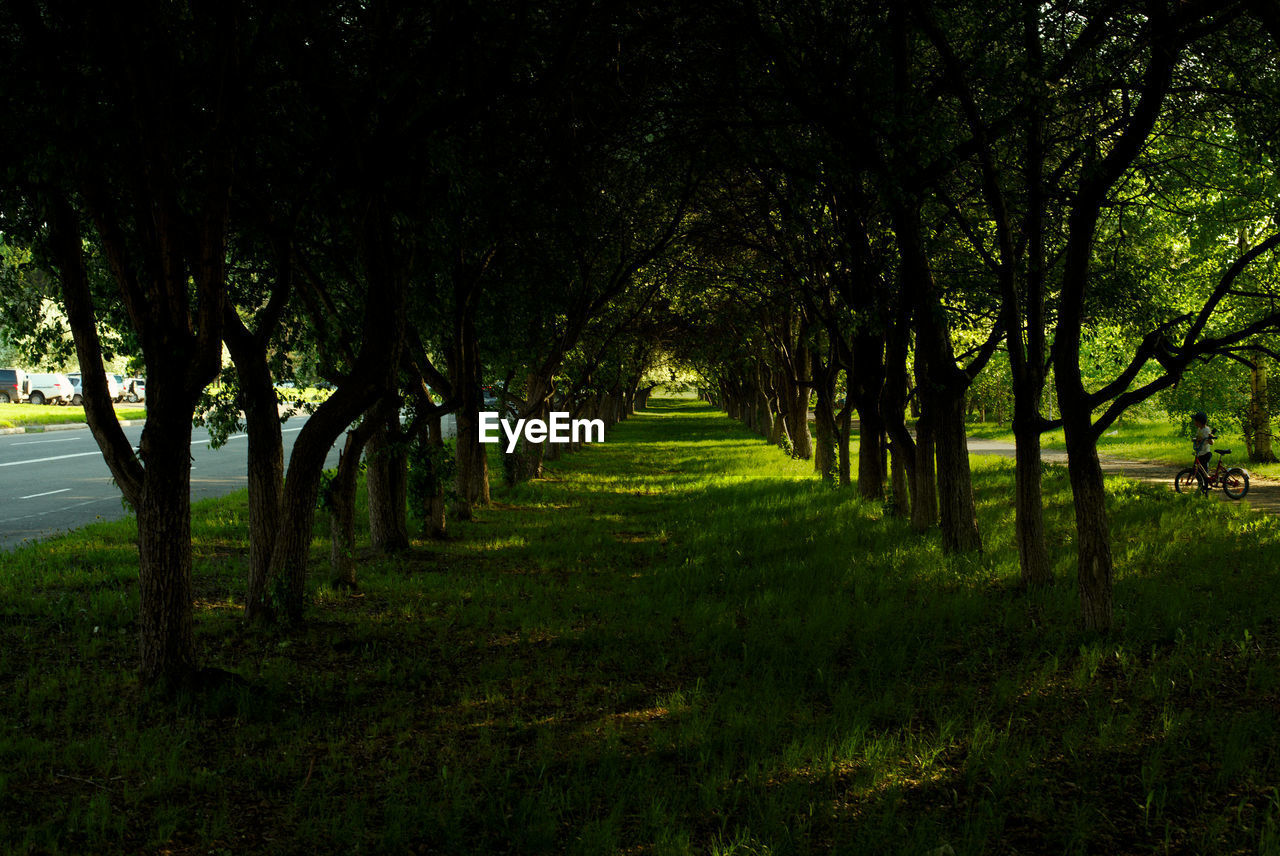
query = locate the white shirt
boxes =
[1194,425,1213,454]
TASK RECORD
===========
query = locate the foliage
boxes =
[407,434,457,526]
[192,367,248,451]
[1156,357,1255,433]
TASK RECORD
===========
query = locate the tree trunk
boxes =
[1250,361,1275,463]
[1013,386,1053,586]
[255,195,406,622]
[851,330,888,500]
[930,384,982,552]
[881,306,915,518]
[326,398,396,587]
[527,399,550,477]
[266,429,337,622]
[910,412,938,532]
[425,413,448,538]
[451,318,489,517]
[367,411,410,552]
[257,389,393,623]
[1000,0,1055,586]
[889,441,910,517]
[809,354,835,480]
[813,399,837,482]
[785,344,813,460]
[893,193,981,549]
[454,406,490,517]
[49,196,218,684]
[857,409,886,500]
[224,315,285,621]
[755,371,774,439]
[327,436,364,588]
[135,382,198,685]
[257,360,400,621]
[1062,411,1113,631]
[837,400,853,488]
[769,400,791,449]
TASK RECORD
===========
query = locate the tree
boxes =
[0,2,271,684]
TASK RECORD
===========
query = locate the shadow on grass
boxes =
[4,399,1280,854]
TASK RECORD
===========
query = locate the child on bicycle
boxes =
[1192,411,1214,493]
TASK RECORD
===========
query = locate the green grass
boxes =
[4,399,1280,853]
[0,403,147,429]
[966,415,1280,478]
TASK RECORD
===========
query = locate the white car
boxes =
[66,372,123,405]
[24,372,75,405]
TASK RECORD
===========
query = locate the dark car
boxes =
[0,368,26,403]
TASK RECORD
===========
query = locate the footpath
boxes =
[967,438,1280,517]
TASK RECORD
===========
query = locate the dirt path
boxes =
[967,438,1280,516]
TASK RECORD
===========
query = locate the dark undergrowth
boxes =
[3,398,1280,854]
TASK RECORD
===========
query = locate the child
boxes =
[1191,411,1213,492]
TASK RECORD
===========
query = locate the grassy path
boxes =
[5,399,1280,854]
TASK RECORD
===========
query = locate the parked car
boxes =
[24,372,75,405]
[66,372,123,405]
[123,377,146,403]
[0,368,27,403]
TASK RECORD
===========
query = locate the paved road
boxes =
[0,418,342,551]
[968,437,1280,516]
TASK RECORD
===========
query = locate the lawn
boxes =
[4,399,1280,854]
[0,403,148,430]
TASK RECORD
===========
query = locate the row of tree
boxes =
[2,0,1278,684]
[0,2,689,686]
[674,0,1280,630]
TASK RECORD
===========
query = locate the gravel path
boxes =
[967,438,1280,516]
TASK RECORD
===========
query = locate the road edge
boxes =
[0,419,147,436]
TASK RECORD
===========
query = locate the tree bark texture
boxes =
[136,390,198,684]
[785,341,813,460]
[811,354,839,482]
[1063,417,1114,631]
[1250,361,1275,463]
[1013,386,1053,586]
[367,412,411,552]
[929,385,982,553]
[838,400,853,488]
[881,309,916,519]
[452,315,490,518]
[910,413,938,532]
[327,438,363,588]
[851,331,888,500]
[224,314,285,621]
[425,413,448,538]
[889,440,911,517]
[325,403,389,586]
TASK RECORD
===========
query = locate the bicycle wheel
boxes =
[1174,468,1199,494]
[1222,467,1250,500]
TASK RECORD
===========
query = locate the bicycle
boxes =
[1174,447,1250,499]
